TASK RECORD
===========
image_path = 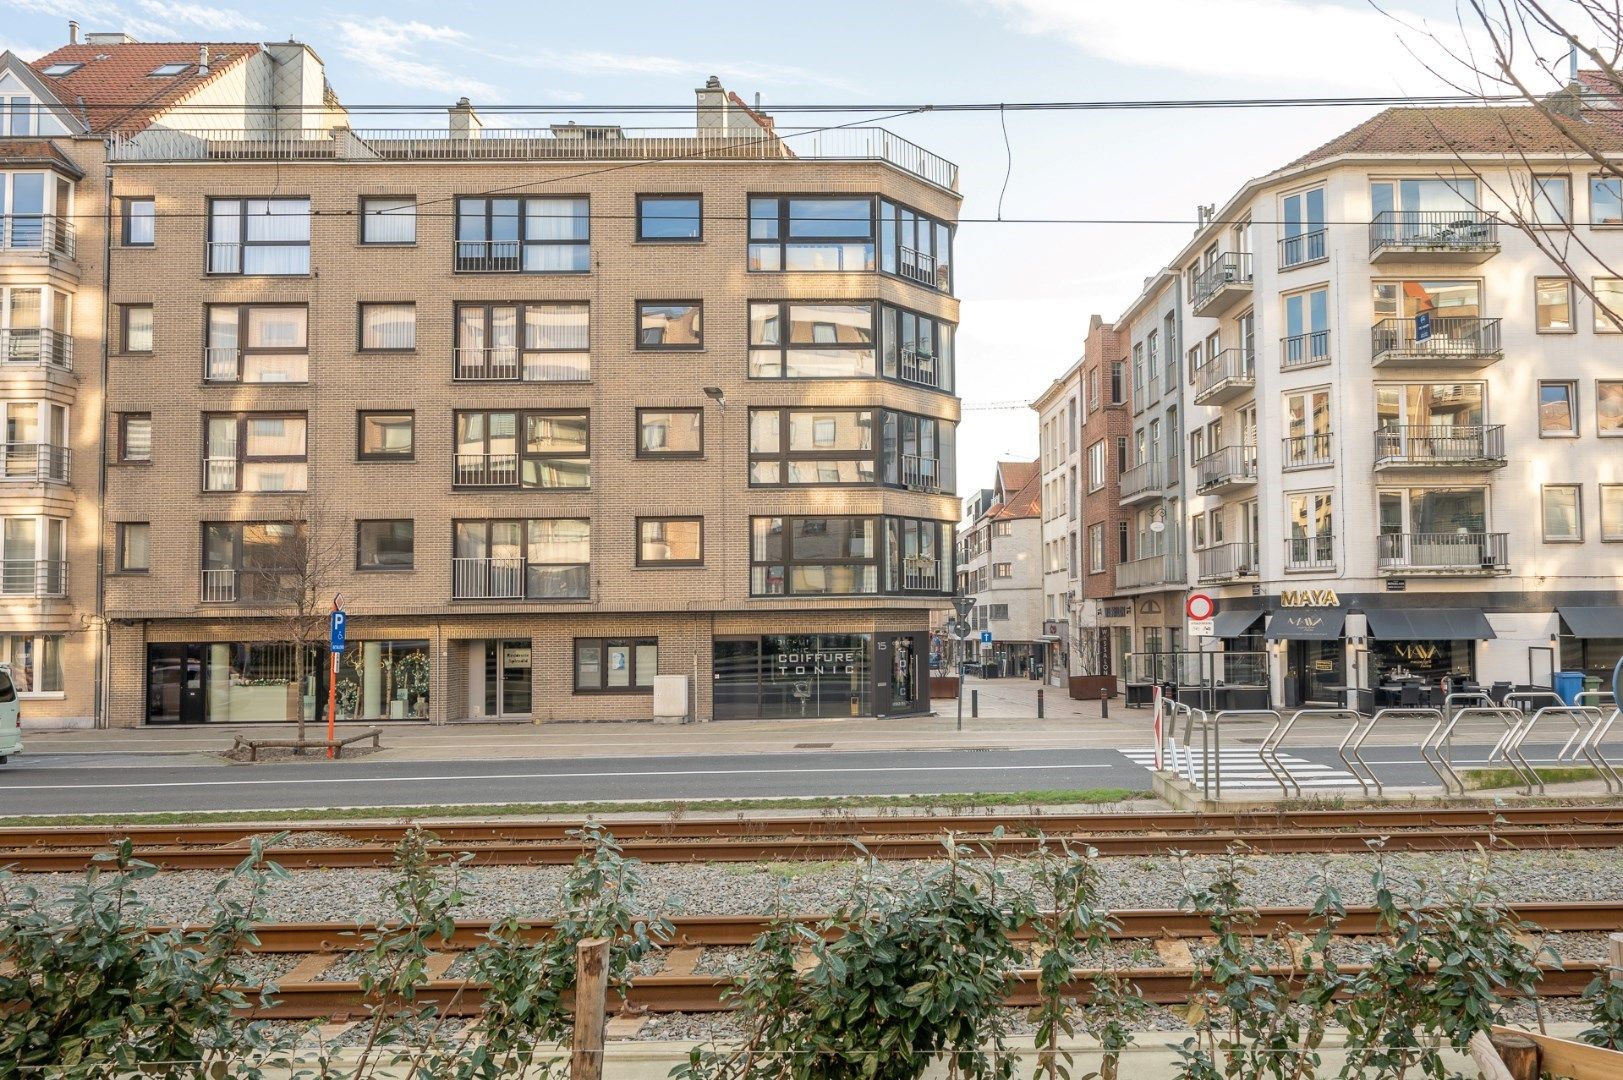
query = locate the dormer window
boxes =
[149,62,190,77]
[40,63,82,77]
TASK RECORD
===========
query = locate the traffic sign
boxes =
[329,609,347,654]
[979,630,993,644]
[1189,619,1215,637]
[952,596,976,618]
[1415,310,1432,342]
[1186,593,1216,621]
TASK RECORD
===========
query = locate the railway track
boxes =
[7,806,1623,871]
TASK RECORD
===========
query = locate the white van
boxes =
[0,665,20,763]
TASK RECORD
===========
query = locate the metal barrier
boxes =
[1423,704,1528,795]
[1345,708,1442,797]
[1497,703,1616,795]
[1266,708,1365,796]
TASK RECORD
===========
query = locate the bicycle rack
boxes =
[1265,708,1365,796]
[1422,704,1528,795]
[1211,710,1291,797]
[1350,708,1442,797]
[1500,704,1612,795]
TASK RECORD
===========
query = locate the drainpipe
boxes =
[94,160,113,728]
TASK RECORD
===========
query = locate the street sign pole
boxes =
[950,597,975,733]
[326,597,346,758]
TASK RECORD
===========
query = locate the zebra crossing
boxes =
[1118,748,1365,789]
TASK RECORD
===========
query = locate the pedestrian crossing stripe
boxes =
[1118,748,1364,789]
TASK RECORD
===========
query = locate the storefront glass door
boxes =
[1288,639,1344,706]
[883,634,920,712]
[482,639,531,717]
[147,644,205,724]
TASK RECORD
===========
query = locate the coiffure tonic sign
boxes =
[776,649,859,676]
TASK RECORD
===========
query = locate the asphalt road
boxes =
[0,741,1569,816]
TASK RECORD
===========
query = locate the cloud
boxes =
[7,0,262,39]
[490,47,861,94]
[981,0,1440,91]
[136,1,264,33]
[330,17,499,100]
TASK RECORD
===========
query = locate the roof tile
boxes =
[28,42,261,134]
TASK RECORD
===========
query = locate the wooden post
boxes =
[1487,1032,1539,1080]
[571,936,610,1080]
[1610,932,1623,984]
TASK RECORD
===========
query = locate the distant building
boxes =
[956,461,1045,676]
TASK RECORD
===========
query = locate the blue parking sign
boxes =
[329,610,347,653]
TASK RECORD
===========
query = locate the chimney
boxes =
[197,45,209,76]
[85,32,137,45]
[695,75,729,136]
[449,97,482,140]
[68,20,79,44]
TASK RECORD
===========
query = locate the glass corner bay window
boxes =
[749,196,875,272]
[207,197,310,275]
[751,515,877,596]
[749,300,874,378]
[206,305,307,382]
[455,196,588,272]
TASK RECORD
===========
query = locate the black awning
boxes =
[1265,610,1347,640]
[1363,607,1496,641]
[1557,605,1623,638]
[1212,609,1266,638]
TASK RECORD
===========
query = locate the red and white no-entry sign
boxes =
[1186,593,1216,621]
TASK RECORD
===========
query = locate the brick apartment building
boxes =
[1,28,962,727]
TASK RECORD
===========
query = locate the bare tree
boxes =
[241,496,348,742]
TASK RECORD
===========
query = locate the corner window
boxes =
[359,411,414,460]
[636,301,702,349]
[1536,278,1574,332]
[1539,381,1578,436]
[359,303,416,350]
[1542,485,1582,542]
[206,198,310,275]
[455,196,588,272]
[637,517,703,566]
[361,197,416,244]
[636,408,702,457]
[637,195,701,241]
[1593,177,1623,226]
[1598,381,1623,437]
[749,408,873,486]
[751,515,877,596]
[121,304,153,353]
[119,414,151,462]
[117,523,150,572]
[749,300,873,378]
[357,520,414,570]
[749,196,875,272]
[1595,278,1623,333]
[574,638,657,693]
[122,197,155,246]
[877,198,952,291]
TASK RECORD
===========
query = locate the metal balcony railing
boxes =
[1193,346,1255,404]
[1284,534,1336,572]
[2,558,67,597]
[1281,330,1330,370]
[1376,531,1509,573]
[1191,252,1253,309]
[2,444,70,483]
[0,215,76,257]
[454,346,520,380]
[1194,444,1258,492]
[1278,228,1326,269]
[898,344,942,388]
[899,245,937,287]
[900,558,943,592]
[1116,552,1182,590]
[1118,460,1163,502]
[1282,432,1334,469]
[203,458,238,491]
[454,240,523,273]
[1371,316,1502,362]
[204,347,240,382]
[899,453,944,493]
[200,568,237,602]
[454,453,519,487]
[452,556,526,600]
[0,328,73,369]
[1197,542,1258,583]
[1369,210,1498,254]
[1373,424,1507,466]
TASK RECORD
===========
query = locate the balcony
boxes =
[454,240,522,273]
[1369,211,1499,263]
[1283,535,1335,573]
[1278,228,1326,270]
[899,454,945,493]
[454,453,519,487]
[899,245,938,288]
[453,556,525,600]
[1118,461,1164,506]
[1,329,73,371]
[1376,531,1509,575]
[1370,317,1502,367]
[900,556,944,592]
[454,347,521,381]
[1193,346,1255,406]
[1280,330,1330,371]
[1372,425,1507,470]
[1282,432,1334,470]
[200,568,238,603]
[2,559,67,598]
[1,444,70,484]
[1197,542,1258,584]
[1116,552,1183,592]
[1190,253,1253,317]
[1,215,76,261]
[899,344,945,389]
[1194,444,1257,495]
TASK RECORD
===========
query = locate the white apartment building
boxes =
[1034,357,1081,680]
[1121,92,1623,709]
[957,462,1046,675]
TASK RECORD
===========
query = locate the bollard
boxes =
[1100,683,1109,719]
[971,689,979,718]
[571,937,610,1080]
[1037,688,1044,719]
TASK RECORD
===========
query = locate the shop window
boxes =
[575,637,657,692]
[2,632,62,694]
[336,640,431,719]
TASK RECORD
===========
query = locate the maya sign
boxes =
[1280,588,1340,608]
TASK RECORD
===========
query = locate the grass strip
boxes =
[1462,766,1601,790]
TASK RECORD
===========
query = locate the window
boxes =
[636,301,702,349]
[1602,485,1623,541]
[5,96,36,137]
[360,197,416,244]
[637,195,701,240]
[203,414,308,492]
[880,304,954,390]
[749,196,875,272]
[452,518,590,599]
[1281,186,1327,267]
[150,62,191,76]
[205,305,307,382]
[751,516,877,596]
[1539,381,1578,436]
[574,638,657,692]
[357,520,414,570]
[992,521,1013,537]
[207,198,310,275]
[1284,388,1332,467]
[1596,278,1623,332]
[2,633,62,693]
[993,562,1013,579]
[359,303,416,350]
[120,304,152,353]
[40,62,81,76]
[1088,523,1104,573]
[455,196,589,272]
[750,301,874,378]
[1283,287,1330,366]
[1192,515,1206,550]
[637,408,703,457]
[119,414,151,463]
[1117,520,1129,564]
[117,522,150,572]
[750,408,873,485]
[878,198,953,291]
[1286,491,1335,569]
[1542,485,1582,541]
[1372,279,1482,321]
[1110,362,1124,404]
[1087,441,1105,492]
[1599,381,1623,437]
[201,522,305,603]
[1209,509,1225,545]
[637,517,703,566]
[359,412,413,460]
[454,410,589,488]
[1593,177,1623,225]
[1530,175,1571,225]
[455,302,590,382]
[122,197,154,246]
[1088,368,1100,411]
[1536,278,1574,332]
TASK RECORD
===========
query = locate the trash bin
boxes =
[1553,671,1586,705]
[1583,675,1603,702]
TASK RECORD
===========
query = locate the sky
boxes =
[1,0,1513,487]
